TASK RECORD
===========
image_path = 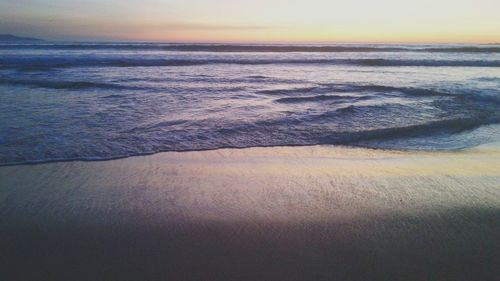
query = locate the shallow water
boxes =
[1,43,500,164]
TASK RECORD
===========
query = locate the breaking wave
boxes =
[1,43,499,53]
[1,58,500,70]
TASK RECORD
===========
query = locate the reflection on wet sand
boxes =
[1,145,499,280]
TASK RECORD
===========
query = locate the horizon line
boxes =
[7,37,500,46]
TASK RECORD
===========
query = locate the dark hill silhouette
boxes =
[0,34,44,42]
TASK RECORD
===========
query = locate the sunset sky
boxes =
[1,0,499,43]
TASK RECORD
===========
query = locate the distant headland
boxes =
[0,34,44,42]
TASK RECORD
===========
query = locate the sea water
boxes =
[1,43,499,164]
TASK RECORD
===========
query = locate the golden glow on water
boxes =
[1,144,498,223]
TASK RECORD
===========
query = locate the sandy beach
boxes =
[1,144,499,280]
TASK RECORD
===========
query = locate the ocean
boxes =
[1,43,499,165]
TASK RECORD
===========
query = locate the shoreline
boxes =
[2,139,500,167]
[1,144,499,280]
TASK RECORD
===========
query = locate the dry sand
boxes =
[1,144,499,280]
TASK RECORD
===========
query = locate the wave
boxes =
[0,78,138,90]
[326,116,500,144]
[102,94,128,99]
[2,116,498,167]
[275,95,365,103]
[2,58,498,70]
[122,120,190,134]
[259,84,455,98]
[257,87,319,96]
[424,47,500,53]
[474,77,500,82]
[245,75,269,79]
[352,59,500,67]
[327,84,456,97]
[1,43,499,53]
[1,84,498,166]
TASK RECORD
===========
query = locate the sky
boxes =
[1,0,499,43]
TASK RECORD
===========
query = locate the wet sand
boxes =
[1,145,499,280]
